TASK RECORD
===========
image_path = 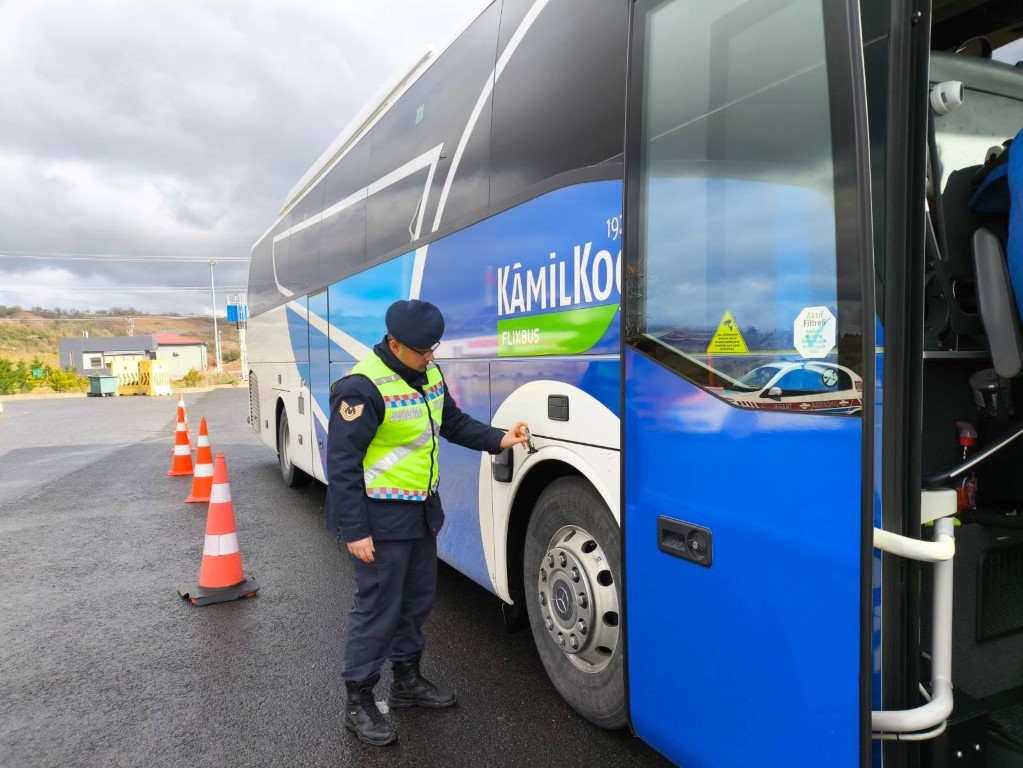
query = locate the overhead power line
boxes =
[0,250,249,262]
[0,314,224,322]
[2,285,247,294]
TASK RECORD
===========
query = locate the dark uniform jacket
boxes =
[326,336,504,542]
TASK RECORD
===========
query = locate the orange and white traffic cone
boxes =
[185,418,214,503]
[178,454,259,606]
[177,393,193,449]
[167,401,194,477]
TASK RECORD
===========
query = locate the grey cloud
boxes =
[0,0,477,314]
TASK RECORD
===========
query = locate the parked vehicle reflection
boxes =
[713,361,863,415]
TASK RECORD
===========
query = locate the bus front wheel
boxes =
[277,409,311,487]
[524,477,626,728]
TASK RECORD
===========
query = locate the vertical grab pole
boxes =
[929,516,954,711]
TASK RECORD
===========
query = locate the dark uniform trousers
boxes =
[342,532,437,684]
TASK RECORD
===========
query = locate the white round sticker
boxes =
[793,306,836,359]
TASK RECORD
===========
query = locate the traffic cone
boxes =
[177,394,193,449]
[167,402,194,477]
[185,418,214,503]
[178,454,259,606]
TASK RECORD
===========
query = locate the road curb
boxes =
[0,384,243,402]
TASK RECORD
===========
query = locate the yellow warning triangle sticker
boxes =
[707,311,749,354]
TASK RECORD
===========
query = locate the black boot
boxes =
[344,680,397,746]
[387,652,457,709]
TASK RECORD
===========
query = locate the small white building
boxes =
[154,333,208,378]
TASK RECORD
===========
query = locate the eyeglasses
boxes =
[406,341,441,357]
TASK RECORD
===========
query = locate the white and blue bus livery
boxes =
[247,0,1023,764]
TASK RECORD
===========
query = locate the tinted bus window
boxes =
[320,137,370,282]
[366,3,500,258]
[249,212,293,314]
[286,179,325,294]
[247,232,276,315]
[490,0,626,204]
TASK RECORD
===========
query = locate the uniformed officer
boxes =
[326,299,529,746]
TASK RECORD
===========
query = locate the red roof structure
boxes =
[155,333,204,346]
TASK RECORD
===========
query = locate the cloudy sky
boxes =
[0,0,479,315]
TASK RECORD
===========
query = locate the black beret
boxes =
[385,299,445,349]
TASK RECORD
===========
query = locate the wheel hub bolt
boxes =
[568,635,579,650]
[557,633,565,647]
[540,569,547,584]
[539,591,547,606]
[577,620,587,635]
[558,552,567,567]
[545,617,554,631]
[547,554,554,568]
[570,567,580,582]
[578,592,588,608]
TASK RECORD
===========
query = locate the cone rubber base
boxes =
[168,468,193,477]
[178,577,259,606]
[184,494,210,503]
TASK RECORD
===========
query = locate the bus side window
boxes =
[365,3,500,259]
[320,137,370,282]
[489,0,626,204]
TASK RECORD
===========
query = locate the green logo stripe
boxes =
[497,304,619,357]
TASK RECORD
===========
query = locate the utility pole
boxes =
[208,259,222,374]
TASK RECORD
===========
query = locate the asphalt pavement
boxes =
[0,389,671,768]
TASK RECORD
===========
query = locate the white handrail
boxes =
[872,526,955,562]
[871,517,956,737]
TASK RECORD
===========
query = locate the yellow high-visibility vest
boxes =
[348,353,444,501]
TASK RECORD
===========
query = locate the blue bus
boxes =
[246,0,1023,764]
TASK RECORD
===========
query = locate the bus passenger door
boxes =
[623,0,874,765]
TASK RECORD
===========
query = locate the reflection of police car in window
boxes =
[715,362,863,414]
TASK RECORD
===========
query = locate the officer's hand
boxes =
[500,421,530,449]
[347,536,375,563]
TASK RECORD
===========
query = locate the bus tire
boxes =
[524,476,626,729]
[277,408,311,487]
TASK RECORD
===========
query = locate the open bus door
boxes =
[622,0,875,765]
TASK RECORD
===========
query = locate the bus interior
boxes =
[913,1,1023,763]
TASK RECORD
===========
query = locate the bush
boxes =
[47,369,87,393]
[0,358,37,394]
[182,369,204,388]
[212,373,239,386]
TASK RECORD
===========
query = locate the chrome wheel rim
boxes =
[535,524,619,673]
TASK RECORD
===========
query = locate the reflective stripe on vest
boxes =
[349,353,444,501]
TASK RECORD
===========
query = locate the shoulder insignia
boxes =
[339,401,364,422]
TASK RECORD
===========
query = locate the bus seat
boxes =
[922,227,1023,492]
[970,126,1023,320]
[973,228,1023,378]
[925,185,984,341]
[923,136,994,342]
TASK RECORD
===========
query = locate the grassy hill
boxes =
[0,307,241,371]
